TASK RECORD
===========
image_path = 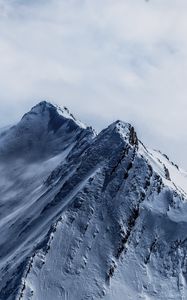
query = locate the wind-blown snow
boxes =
[0,102,187,300]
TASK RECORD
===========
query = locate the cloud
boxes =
[0,0,187,168]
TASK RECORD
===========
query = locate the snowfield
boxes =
[0,101,187,300]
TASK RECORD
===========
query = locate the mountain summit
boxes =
[0,102,187,300]
[0,101,94,160]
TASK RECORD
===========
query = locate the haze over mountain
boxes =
[0,102,187,300]
[1,0,187,170]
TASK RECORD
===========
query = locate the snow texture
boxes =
[0,102,187,300]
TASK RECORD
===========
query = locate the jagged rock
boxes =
[0,102,187,300]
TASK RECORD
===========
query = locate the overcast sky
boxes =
[0,0,187,168]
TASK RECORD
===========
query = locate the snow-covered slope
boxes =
[0,103,187,300]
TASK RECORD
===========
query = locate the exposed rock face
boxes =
[0,102,187,300]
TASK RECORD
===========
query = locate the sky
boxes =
[0,0,187,168]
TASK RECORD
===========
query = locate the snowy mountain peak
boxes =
[0,101,95,160]
[30,100,53,113]
[106,120,138,147]
[0,104,187,300]
[22,101,87,130]
[21,100,56,120]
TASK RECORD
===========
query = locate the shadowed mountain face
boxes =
[0,101,93,161]
[0,102,187,300]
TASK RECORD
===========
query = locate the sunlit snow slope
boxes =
[0,102,187,300]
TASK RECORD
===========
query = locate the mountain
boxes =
[0,101,187,300]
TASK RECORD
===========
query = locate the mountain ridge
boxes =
[0,102,187,300]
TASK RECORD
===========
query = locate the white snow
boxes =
[139,143,187,195]
[1,102,187,300]
[56,104,87,129]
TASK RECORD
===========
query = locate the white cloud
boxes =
[0,0,187,168]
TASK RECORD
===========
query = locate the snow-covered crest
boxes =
[0,102,187,300]
[25,101,88,130]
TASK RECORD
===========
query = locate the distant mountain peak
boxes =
[25,100,87,130]
[0,101,94,160]
[32,100,53,109]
